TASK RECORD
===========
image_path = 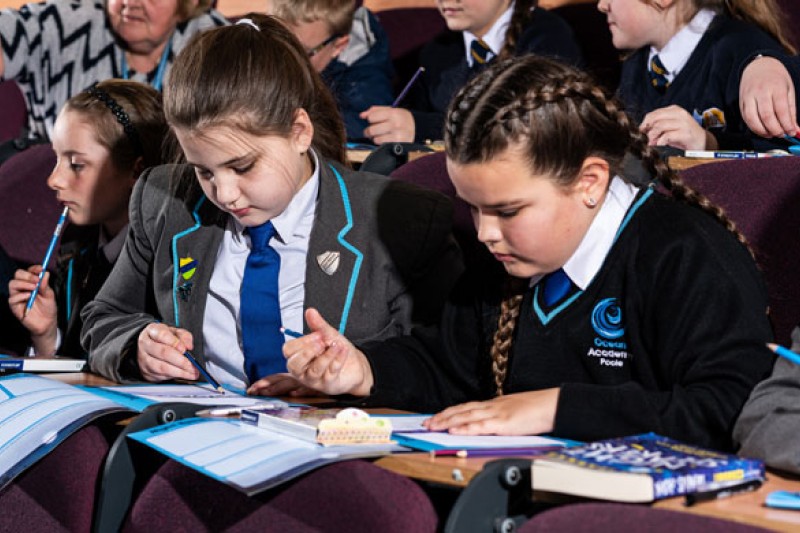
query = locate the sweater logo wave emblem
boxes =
[587,298,629,369]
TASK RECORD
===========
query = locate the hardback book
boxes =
[240,406,393,446]
[0,354,86,373]
[531,433,765,503]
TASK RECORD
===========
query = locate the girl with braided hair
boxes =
[360,0,582,145]
[284,55,774,451]
[7,79,170,358]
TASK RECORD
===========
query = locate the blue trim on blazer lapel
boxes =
[329,164,363,335]
[171,196,206,327]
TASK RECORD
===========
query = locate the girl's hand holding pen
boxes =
[8,266,58,352]
[360,106,415,144]
[137,323,198,382]
[282,308,373,396]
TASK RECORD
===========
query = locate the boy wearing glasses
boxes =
[268,0,394,142]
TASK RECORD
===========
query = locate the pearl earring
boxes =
[586,197,597,207]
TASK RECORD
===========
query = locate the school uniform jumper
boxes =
[358,189,774,452]
[81,160,463,383]
[322,7,394,142]
[404,7,583,143]
[618,15,785,150]
[734,326,800,473]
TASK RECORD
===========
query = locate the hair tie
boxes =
[236,18,260,31]
[86,85,143,156]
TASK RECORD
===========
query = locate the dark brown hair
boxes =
[66,79,169,172]
[498,0,538,60]
[163,13,347,166]
[445,55,750,395]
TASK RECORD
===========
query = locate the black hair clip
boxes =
[86,85,144,156]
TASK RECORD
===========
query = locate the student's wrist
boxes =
[30,327,59,356]
[351,349,374,397]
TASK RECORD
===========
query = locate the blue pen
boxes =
[392,66,425,108]
[280,327,303,339]
[24,206,69,318]
[183,350,225,393]
[768,343,800,366]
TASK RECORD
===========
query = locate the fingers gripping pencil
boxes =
[24,206,69,318]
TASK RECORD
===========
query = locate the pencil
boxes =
[280,327,303,338]
[768,343,800,366]
[183,350,225,393]
[430,446,563,458]
[392,66,425,108]
[24,206,69,318]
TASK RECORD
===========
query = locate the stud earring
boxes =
[586,197,597,207]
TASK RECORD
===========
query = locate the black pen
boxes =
[183,350,225,393]
[684,478,763,506]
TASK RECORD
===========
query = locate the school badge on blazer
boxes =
[316,251,340,275]
[178,256,197,301]
[694,107,725,129]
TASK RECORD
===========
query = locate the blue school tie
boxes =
[470,38,493,66]
[240,221,285,383]
[542,268,575,307]
[649,54,670,92]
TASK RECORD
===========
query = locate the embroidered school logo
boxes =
[586,298,629,369]
[179,257,197,280]
[591,298,624,339]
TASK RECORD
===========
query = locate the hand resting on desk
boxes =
[246,373,321,397]
[423,389,561,436]
[137,323,198,382]
[282,308,374,397]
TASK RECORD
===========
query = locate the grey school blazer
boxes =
[82,160,462,383]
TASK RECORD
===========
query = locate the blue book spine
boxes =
[545,433,765,499]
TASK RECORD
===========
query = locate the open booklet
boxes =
[0,374,289,491]
[127,415,403,496]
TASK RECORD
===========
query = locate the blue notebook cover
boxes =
[532,432,765,501]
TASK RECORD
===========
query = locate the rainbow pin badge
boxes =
[179,256,197,280]
[177,257,197,301]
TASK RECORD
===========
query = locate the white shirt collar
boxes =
[649,8,715,81]
[99,223,128,263]
[529,177,638,290]
[232,150,320,246]
[463,3,515,67]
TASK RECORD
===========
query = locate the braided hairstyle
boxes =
[445,55,750,395]
[498,0,538,60]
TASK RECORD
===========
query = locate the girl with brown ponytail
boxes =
[360,0,582,145]
[600,0,794,151]
[82,15,463,393]
[284,55,774,452]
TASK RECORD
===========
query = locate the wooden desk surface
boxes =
[375,453,800,532]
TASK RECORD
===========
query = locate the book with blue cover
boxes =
[530,433,764,502]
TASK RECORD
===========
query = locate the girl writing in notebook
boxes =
[600,0,794,150]
[360,0,582,144]
[284,55,774,451]
[80,16,462,393]
[7,80,170,357]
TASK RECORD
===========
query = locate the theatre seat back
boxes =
[519,502,772,532]
[123,459,437,532]
[0,144,59,267]
[680,157,800,346]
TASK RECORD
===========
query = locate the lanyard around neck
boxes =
[121,38,172,91]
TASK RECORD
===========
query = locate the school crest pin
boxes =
[178,256,197,301]
[316,251,340,275]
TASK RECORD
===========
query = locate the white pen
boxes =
[197,401,289,417]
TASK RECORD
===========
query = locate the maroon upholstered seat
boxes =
[390,152,491,269]
[123,459,437,532]
[0,424,112,532]
[680,157,800,346]
[519,502,772,532]
[0,144,59,267]
[0,80,27,143]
